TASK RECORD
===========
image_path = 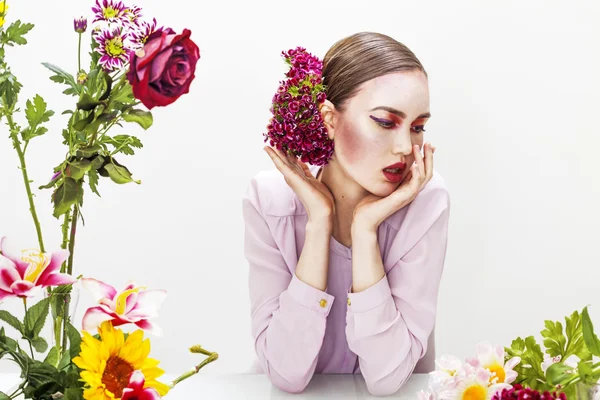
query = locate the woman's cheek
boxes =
[338,124,385,165]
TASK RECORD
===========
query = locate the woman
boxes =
[242,32,450,396]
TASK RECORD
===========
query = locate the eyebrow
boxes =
[370,106,431,120]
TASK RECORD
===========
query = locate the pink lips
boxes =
[382,162,407,183]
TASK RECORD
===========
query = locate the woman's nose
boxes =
[391,132,413,156]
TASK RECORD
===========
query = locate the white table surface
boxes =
[1,372,430,399]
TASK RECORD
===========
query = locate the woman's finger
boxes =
[296,159,314,179]
[424,143,434,184]
[414,145,425,183]
[265,147,300,181]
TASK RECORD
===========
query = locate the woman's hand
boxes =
[264,146,335,225]
[352,142,436,234]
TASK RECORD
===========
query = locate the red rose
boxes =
[127,27,200,109]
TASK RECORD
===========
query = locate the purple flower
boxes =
[123,5,142,27]
[289,101,300,113]
[263,47,333,165]
[491,384,567,400]
[93,25,131,71]
[91,0,128,25]
[73,16,88,33]
[128,17,158,50]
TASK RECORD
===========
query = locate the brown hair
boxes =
[322,32,427,112]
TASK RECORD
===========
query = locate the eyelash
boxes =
[370,116,426,134]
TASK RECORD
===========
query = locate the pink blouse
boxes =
[242,165,451,396]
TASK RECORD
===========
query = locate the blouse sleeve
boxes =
[345,203,450,396]
[243,176,335,394]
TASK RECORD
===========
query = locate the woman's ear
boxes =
[319,100,336,140]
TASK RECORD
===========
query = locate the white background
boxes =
[1,0,599,377]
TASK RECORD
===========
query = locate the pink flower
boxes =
[81,278,166,335]
[121,371,161,400]
[466,342,520,385]
[0,237,75,300]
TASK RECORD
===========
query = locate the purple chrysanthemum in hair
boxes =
[93,26,131,71]
[263,46,333,166]
[73,16,87,33]
[91,0,128,25]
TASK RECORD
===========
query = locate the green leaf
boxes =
[67,321,82,359]
[26,360,59,386]
[103,134,143,155]
[30,381,65,400]
[24,297,50,339]
[65,159,92,181]
[582,306,600,356]
[42,62,81,96]
[2,20,34,46]
[76,93,102,111]
[88,168,100,196]
[541,320,566,357]
[122,108,153,129]
[546,362,575,385]
[287,86,300,97]
[44,346,59,366]
[72,110,95,131]
[64,388,84,400]
[52,177,81,218]
[30,336,48,353]
[0,310,24,334]
[577,359,594,383]
[564,310,593,361]
[57,347,71,369]
[25,94,54,128]
[0,326,19,354]
[91,155,105,170]
[102,159,140,184]
[506,335,553,391]
[98,71,113,101]
[111,83,134,104]
[76,143,102,158]
[0,392,10,400]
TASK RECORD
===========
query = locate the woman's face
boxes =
[328,70,430,197]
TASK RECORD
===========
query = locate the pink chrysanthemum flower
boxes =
[123,4,142,27]
[92,0,128,25]
[128,17,158,51]
[93,26,131,71]
[263,46,333,166]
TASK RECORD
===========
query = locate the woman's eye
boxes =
[412,125,426,134]
[370,116,395,129]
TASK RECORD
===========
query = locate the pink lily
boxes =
[0,236,75,300]
[81,277,166,335]
[121,371,161,400]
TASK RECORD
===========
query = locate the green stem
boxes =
[169,347,218,389]
[77,32,82,72]
[5,111,45,253]
[61,205,79,354]
[60,211,71,272]
[22,299,34,359]
[561,362,600,387]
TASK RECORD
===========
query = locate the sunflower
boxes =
[72,321,169,400]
